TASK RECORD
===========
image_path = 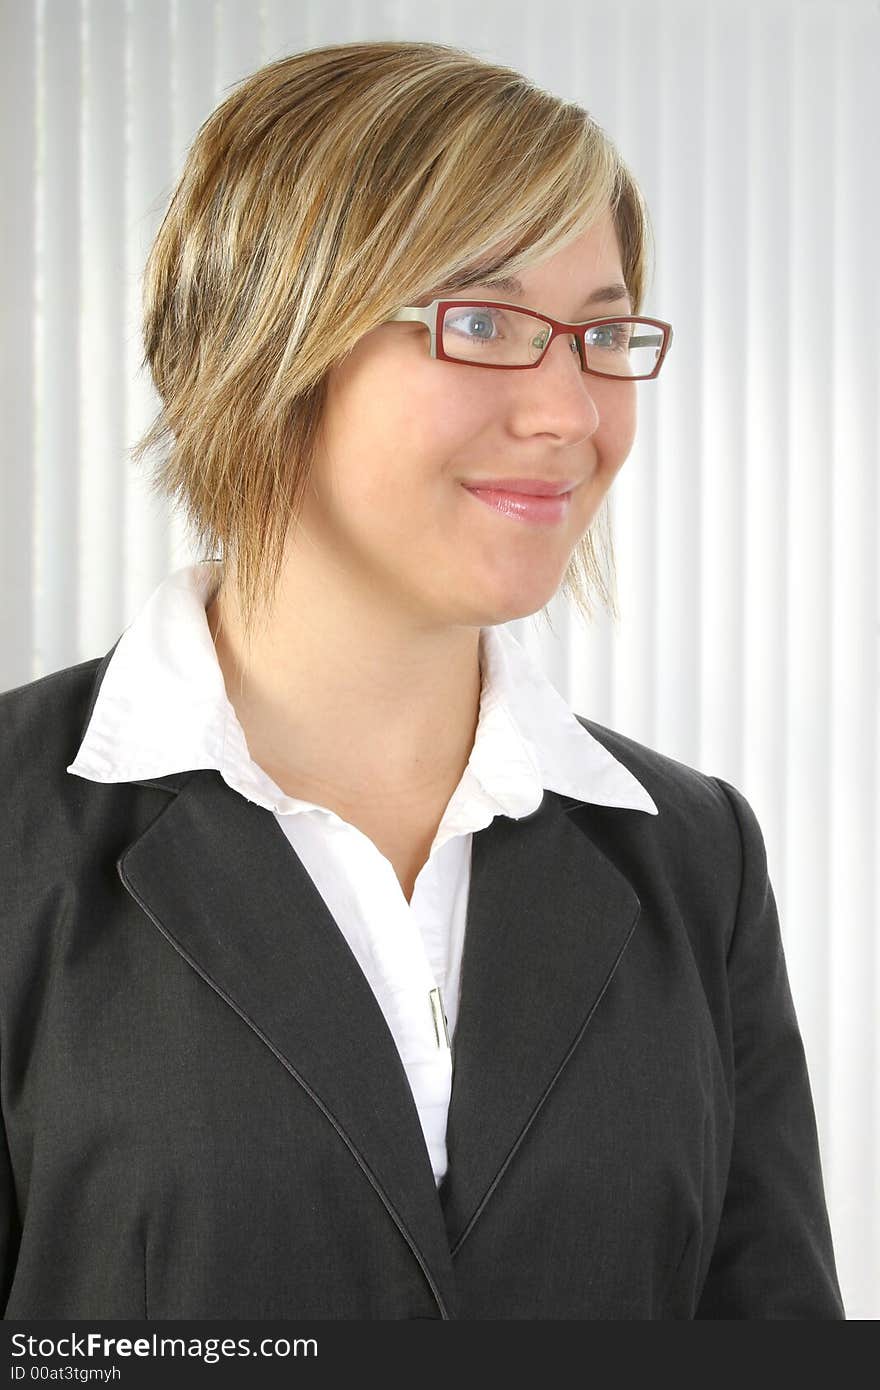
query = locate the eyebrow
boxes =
[477,273,632,312]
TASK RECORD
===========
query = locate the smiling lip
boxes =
[461,480,574,526]
[461,477,576,497]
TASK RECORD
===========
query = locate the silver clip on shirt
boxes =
[428,986,451,1051]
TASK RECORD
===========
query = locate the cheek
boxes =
[313,403,476,528]
[598,390,637,471]
[328,352,489,480]
[388,368,492,469]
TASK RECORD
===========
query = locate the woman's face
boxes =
[296,207,638,628]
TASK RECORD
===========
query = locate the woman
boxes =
[0,40,843,1319]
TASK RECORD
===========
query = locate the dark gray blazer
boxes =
[0,642,844,1319]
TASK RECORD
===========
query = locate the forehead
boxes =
[479,217,629,311]
[520,213,623,286]
[420,209,627,308]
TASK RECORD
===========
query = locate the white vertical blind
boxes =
[823,0,880,1316]
[1,0,877,1319]
[81,0,125,650]
[36,0,81,674]
[0,0,37,679]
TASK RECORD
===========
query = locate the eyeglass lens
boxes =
[441,304,665,378]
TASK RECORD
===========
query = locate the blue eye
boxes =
[585,323,630,351]
[446,309,500,341]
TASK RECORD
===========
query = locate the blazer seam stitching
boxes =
[709,776,748,969]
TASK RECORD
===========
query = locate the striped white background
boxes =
[1,0,878,1319]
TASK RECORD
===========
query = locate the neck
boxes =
[205,561,483,813]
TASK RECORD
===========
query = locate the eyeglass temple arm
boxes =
[391,307,434,325]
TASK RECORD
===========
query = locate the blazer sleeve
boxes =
[695,777,845,1318]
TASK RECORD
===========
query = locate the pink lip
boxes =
[462,484,573,526]
[461,477,576,497]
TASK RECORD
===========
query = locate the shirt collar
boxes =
[66,561,658,820]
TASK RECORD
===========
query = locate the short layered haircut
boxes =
[131,39,655,659]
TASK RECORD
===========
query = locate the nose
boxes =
[528,331,601,434]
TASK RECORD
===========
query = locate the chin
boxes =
[459,583,560,629]
[499,565,569,621]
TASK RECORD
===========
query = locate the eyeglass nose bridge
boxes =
[535,323,587,373]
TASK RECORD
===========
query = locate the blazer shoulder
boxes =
[570,712,762,920]
[0,655,105,757]
[0,655,108,812]
[571,715,777,1002]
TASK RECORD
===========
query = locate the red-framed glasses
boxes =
[389,299,674,380]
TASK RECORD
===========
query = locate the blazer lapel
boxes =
[440,792,642,1254]
[117,767,459,1318]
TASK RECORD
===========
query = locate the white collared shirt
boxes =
[67,562,658,1186]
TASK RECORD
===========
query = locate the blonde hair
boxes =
[130,39,655,662]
